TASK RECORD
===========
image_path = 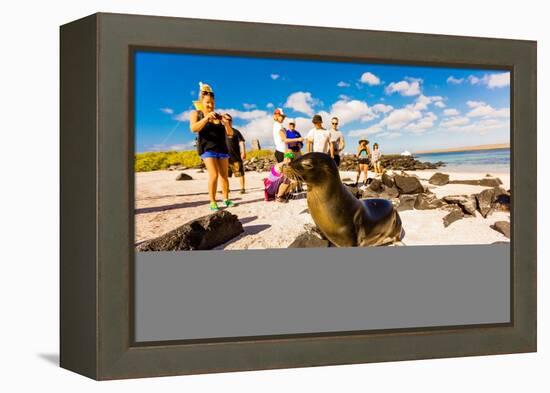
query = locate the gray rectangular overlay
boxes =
[135,244,510,342]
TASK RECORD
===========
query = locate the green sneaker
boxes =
[222,199,235,207]
[209,202,219,211]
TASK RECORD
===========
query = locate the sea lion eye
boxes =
[301,161,314,169]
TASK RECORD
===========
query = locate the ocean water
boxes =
[415,148,510,174]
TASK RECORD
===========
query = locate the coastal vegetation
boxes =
[135,149,273,172]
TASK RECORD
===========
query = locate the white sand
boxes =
[135,169,313,249]
[135,168,510,249]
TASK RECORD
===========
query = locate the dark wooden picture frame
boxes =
[60,12,537,380]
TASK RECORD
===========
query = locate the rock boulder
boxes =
[137,211,244,251]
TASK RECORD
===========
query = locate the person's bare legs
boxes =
[217,158,230,200]
[239,173,245,192]
[203,158,219,203]
[277,182,290,198]
[356,165,362,184]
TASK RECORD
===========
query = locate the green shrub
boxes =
[135,149,274,172]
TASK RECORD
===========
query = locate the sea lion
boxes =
[284,152,403,247]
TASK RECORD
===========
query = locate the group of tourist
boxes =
[189,82,383,210]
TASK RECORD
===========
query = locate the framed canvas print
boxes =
[60,12,537,380]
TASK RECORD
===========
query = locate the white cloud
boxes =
[378,132,402,139]
[385,79,421,96]
[469,73,510,88]
[434,101,446,108]
[237,114,276,146]
[447,76,464,84]
[372,103,394,113]
[218,108,268,120]
[443,118,508,134]
[443,108,460,116]
[174,108,268,122]
[410,95,444,111]
[440,116,470,128]
[270,73,280,80]
[448,73,510,89]
[266,102,274,108]
[174,110,193,121]
[405,112,437,133]
[468,75,482,85]
[348,124,384,137]
[359,72,381,86]
[337,81,350,87]
[466,103,509,118]
[466,100,486,108]
[160,107,174,115]
[330,99,376,124]
[242,103,257,110]
[379,107,422,130]
[485,72,510,88]
[338,94,351,101]
[290,116,317,134]
[284,91,318,116]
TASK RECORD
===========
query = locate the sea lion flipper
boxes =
[360,198,394,224]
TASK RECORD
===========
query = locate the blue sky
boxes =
[135,51,510,154]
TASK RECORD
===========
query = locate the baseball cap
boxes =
[274,108,286,117]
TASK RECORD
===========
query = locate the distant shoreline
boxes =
[413,143,510,155]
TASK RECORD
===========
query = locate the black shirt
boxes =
[196,111,229,155]
[226,128,245,161]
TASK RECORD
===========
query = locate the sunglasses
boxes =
[201,91,215,98]
[332,122,338,125]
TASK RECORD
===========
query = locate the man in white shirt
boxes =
[329,116,345,167]
[272,108,288,163]
[306,114,333,157]
[272,108,303,163]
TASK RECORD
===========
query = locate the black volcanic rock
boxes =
[415,193,446,210]
[491,221,510,239]
[288,232,331,248]
[443,207,464,227]
[448,177,503,187]
[397,194,417,211]
[137,211,244,251]
[476,189,495,218]
[175,172,193,181]
[394,174,424,194]
[443,195,477,216]
[428,172,450,186]
[381,171,395,188]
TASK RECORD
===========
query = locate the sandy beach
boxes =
[135,168,510,249]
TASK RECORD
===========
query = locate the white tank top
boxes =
[273,121,287,152]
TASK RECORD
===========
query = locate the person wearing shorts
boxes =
[371,142,382,174]
[189,82,235,211]
[225,114,247,194]
[356,139,371,186]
